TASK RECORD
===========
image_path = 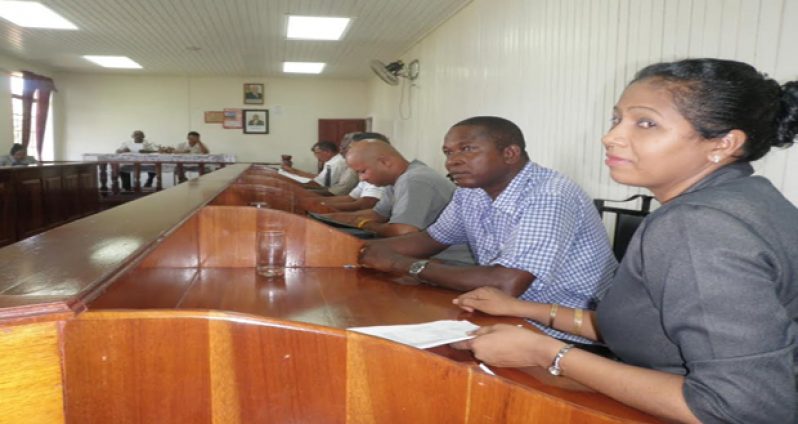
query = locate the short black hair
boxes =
[632,58,798,162]
[451,116,529,159]
[10,143,24,155]
[312,140,339,153]
[352,132,390,143]
[187,131,200,137]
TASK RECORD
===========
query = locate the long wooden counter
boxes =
[0,164,659,423]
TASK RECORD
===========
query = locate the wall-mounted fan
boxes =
[370,59,420,86]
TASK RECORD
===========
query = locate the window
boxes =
[10,72,54,160]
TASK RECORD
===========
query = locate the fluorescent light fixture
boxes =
[0,1,77,29]
[283,62,326,74]
[287,16,350,40]
[83,55,142,69]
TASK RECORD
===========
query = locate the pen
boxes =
[478,362,496,376]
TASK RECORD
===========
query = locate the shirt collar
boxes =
[679,161,754,197]
[491,161,540,214]
[325,154,344,165]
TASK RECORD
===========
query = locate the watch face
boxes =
[409,261,427,275]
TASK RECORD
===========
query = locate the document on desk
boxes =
[349,320,481,349]
[278,169,312,184]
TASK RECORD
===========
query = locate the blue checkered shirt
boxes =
[427,162,617,343]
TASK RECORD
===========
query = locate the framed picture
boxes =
[223,108,242,129]
[243,83,264,105]
[243,109,269,134]
[204,111,224,123]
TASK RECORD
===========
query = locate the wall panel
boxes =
[368,0,798,205]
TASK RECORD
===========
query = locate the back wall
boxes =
[56,73,369,171]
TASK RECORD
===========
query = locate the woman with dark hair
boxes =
[453,59,798,423]
[0,143,37,166]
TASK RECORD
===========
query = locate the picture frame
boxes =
[243,83,264,105]
[223,108,242,129]
[243,109,269,134]
[204,111,224,123]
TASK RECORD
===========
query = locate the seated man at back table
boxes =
[175,131,210,154]
[116,130,157,189]
[281,141,349,192]
[314,132,391,211]
[173,131,210,182]
[0,143,37,166]
[358,116,617,343]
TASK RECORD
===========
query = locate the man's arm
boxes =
[319,209,418,237]
[197,141,210,154]
[360,236,534,296]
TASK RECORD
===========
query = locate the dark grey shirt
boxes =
[597,162,798,423]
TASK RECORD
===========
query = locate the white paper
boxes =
[349,320,480,349]
[278,169,311,184]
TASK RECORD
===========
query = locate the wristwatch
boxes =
[548,344,574,376]
[408,260,430,281]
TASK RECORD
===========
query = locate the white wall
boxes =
[368,0,798,204]
[57,73,369,171]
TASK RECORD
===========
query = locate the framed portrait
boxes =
[223,108,242,129]
[243,109,269,134]
[243,83,264,105]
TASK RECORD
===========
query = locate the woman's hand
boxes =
[452,324,563,368]
[453,286,525,316]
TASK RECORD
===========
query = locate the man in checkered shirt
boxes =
[359,116,617,343]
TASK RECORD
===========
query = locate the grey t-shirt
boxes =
[372,160,475,264]
[373,160,455,228]
[597,162,798,424]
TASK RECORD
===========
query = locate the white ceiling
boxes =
[0,0,471,78]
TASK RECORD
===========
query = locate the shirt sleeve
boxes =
[372,186,393,218]
[490,191,580,285]
[389,180,449,229]
[644,205,796,424]
[360,183,384,200]
[328,167,358,196]
[426,191,467,245]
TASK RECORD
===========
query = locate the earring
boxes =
[710,155,721,164]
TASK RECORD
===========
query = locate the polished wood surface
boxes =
[0,163,98,246]
[0,319,65,424]
[57,310,640,423]
[0,164,250,315]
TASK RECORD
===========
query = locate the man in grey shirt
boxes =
[321,140,474,263]
[320,140,454,237]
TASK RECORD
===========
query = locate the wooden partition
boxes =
[0,310,649,423]
[0,163,98,246]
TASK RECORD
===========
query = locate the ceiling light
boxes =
[83,56,142,69]
[287,16,350,40]
[283,62,326,74]
[0,1,77,29]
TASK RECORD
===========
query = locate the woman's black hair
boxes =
[631,58,798,161]
[9,143,24,155]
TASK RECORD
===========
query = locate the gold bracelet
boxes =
[356,218,372,229]
[547,304,559,328]
[573,308,584,335]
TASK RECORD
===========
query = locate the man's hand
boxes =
[450,324,562,368]
[318,212,360,226]
[358,242,411,274]
[453,286,525,316]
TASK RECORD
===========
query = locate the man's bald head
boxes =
[346,140,408,186]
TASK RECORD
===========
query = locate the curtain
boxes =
[20,71,56,159]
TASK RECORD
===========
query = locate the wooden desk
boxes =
[0,164,660,423]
